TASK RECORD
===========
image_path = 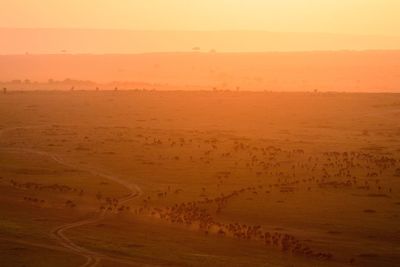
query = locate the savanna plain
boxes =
[0,91,399,267]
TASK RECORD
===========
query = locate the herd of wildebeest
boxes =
[2,125,399,265]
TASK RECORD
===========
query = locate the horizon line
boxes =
[2,49,400,56]
[1,27,400,38]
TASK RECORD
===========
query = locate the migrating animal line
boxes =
[0,126,143,267]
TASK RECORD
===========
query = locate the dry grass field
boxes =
[0,91,399,267]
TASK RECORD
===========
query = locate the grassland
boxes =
[0,91,399,266]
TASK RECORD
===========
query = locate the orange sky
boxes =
[1,0,400,36]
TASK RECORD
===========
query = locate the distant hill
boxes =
[1,51,400,92]
[1,28,400,54]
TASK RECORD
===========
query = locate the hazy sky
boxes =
[1,0,400,35]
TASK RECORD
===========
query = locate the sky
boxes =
[1,0,400,36]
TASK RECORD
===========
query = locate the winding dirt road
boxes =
[0,126,143,267]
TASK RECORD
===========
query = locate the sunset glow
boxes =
[1,2,400,267]
[1,0,400,35]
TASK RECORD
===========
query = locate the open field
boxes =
[0,91,399,266]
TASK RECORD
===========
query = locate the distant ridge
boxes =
[1,28,400,54]
[1,51,400,92]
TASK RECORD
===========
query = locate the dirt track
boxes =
[0,126,143,267]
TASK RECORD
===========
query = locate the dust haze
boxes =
[1,4,400,267]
